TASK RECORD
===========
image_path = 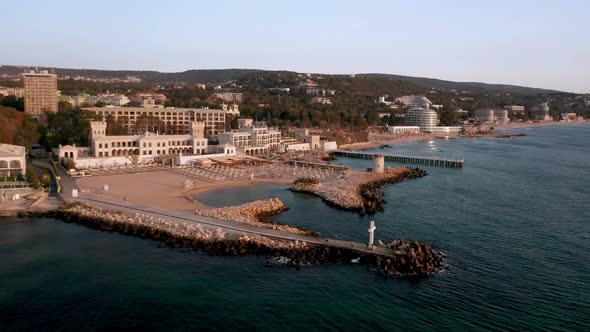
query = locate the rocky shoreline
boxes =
[22,204,446,278]
[194,198,316,236]
[289,167,428,214]
[368,239,448,277]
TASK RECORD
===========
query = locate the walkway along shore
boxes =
[22,203,447,278]
[290,167,428,214]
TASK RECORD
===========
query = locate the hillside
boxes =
[360,73,559,95]
[0,65,562,95]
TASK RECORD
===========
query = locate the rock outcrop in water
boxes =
[290,167,427,214]
[368,239,447,277]
[193,198,315,236]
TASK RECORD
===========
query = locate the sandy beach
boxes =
[76,170,293,212]
[77,170,203,211]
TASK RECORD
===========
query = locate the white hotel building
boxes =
[58,120,236,169]
[218,119,281,155]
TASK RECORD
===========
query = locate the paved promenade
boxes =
[71,192,397,258]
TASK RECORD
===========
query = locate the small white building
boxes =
[387,126,420,134]
[0,143,26,177]
[285,143,311,152]
[430,126,463,134]
[320,141,338,151]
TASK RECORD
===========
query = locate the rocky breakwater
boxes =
[42,203,316,258]
[193,198,315,236]
[367,239,447,277]
[289,167,427,214]
[28,204,447,278]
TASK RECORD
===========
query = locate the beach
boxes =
[76,169,296,212]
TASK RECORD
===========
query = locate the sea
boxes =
[1,124,589,331]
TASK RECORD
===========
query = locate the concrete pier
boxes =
[332,150,464,168]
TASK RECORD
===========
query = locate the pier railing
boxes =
[332,151,464,168]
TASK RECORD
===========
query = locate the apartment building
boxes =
[22,70,58,115]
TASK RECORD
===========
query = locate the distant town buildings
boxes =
[71,93,130,107]
[312,97,332,105]
[0,87,25,98]
[504,105,526,113]
[495,109,509,123]
[561,112,578,121]
[474,109,510,124]
[300,80,321,96]
[474,109,495,123]
[531,102,552,121]
[22,70,58,115]
[210,92,243,104]
[268,87,290,93]
[0,143,26,177]
[129,92,166,106]
[395,95,432,109]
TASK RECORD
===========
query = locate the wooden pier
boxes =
[332,150,464,168]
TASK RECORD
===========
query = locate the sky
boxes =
[2,0,589,93]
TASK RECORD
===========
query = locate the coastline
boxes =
[339,121,588,151]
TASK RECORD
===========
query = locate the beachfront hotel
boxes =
[58,120,236,169]
[218,119,281,155]
[85,104,240,136]
[404,108,439,132]
[474,109,495,123]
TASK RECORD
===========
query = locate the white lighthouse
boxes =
[368,220,376,250]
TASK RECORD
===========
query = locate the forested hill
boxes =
[360,73,559,95]
[1,65,561,95]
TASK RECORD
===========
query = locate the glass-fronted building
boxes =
[404,108,439,132]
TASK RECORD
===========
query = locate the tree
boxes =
[0,96,24,111]
[439,110,460,126]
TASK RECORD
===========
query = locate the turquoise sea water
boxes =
[1,125,589,330]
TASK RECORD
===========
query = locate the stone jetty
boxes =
[290,167,427,214]
[194,198,315,236]
[24,203,446,278]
